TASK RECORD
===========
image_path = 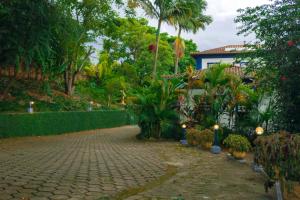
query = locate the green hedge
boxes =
[0,110,131,138]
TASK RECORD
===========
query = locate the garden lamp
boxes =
[211,124,221,154]
[28,101,34,113]
[180,124,188,145]
[255,126,264,135]
[88,101,93,111]
[252,126,264,173]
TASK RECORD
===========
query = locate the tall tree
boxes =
[55,0,122,95]
[129,0,191,79]
[173,0,212,74]
[236,0,300,132]
[101,18,174,85]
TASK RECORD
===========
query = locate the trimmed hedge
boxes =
[0,110,131,138]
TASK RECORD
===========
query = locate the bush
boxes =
[186,128,199,145]
[223,134,251,152]
[0,110,131,138]
[254,132,300,182]
[197,129,214,148]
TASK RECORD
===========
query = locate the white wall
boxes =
[202,58,235,69]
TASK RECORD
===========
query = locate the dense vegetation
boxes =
[0,0,209,114]
[236,0,300,132]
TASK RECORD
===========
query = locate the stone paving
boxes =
[0,126,274,200]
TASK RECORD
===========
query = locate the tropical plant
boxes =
[223,134,251,152]
[102,18,175,83]
[129,0,192,79]
[173,0,212,74]
[132,79,180,139]
[193,63,231,125]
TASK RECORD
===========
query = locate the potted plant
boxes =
[223,134,251,159]
[196,129,214,150]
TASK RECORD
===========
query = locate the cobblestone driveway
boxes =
[0,126,167,200]
[0,126,273,200]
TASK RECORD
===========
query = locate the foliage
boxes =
[0,110,130,138]
[166,37,198,73]
[236,0,300,132]
[104,76,127,107]
[0,0,58,73]
[223,134,251,152]
[186,128,200,145]
[0,0,124,96]
[192,63,259,135]
[172,0,212,74]
[131,0,196,78]
[254,132,300,182]
[101,18,175,82]
[132,80,180,139]
[197,129,214,147]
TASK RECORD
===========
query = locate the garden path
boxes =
[0,126,274,200]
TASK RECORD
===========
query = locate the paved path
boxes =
[0,126,274,200]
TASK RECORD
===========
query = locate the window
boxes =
[207,62,220,68]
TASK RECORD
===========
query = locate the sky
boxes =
[139,0,271,51]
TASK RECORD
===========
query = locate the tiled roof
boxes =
[224,66,244,77]
[191,45,246,56]
[161,66,245,79]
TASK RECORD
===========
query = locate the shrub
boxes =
[254,132,300,182]
[133,80,179,139]
[186,128,199,145]
[223,134,251,152]
[196,129,214,148]
[0,110,131,138]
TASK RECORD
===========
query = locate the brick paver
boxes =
[0,126,274,200]
[0,126,167,200]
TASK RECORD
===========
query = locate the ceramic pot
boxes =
[232,151,246,159]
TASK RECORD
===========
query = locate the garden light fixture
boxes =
[88,101,93,111]
[28,101,34,113]
[180,124,188,145]
[252,126,264,173]
[255,127,264,135]
[211,124,221,154]
[213,124,219,130]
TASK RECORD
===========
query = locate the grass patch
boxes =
[113,165,178,200]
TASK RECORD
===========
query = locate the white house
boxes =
[191,44,248,70]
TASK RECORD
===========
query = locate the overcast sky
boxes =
[139,0,271,51]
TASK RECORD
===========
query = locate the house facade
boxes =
[191,44,247,70]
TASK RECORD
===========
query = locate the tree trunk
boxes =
[175,27,182,74]
[64,70,75,96]
[153,18,162,80]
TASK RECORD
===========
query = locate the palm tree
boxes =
[131,0,191,79]
[174,0,212,74]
